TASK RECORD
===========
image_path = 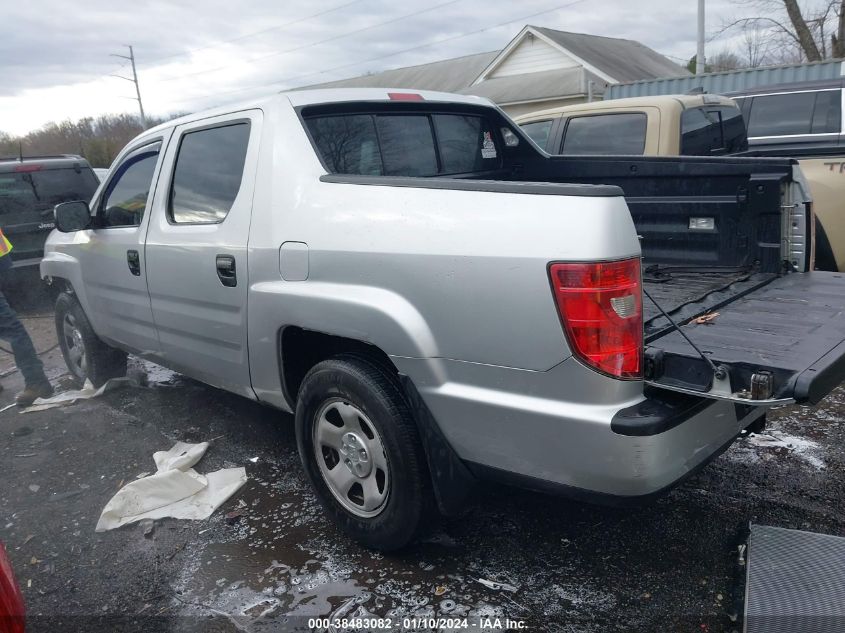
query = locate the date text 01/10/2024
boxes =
[306,617,528,630]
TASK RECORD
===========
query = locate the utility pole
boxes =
[696,0,706,75]
[110,45,147,128]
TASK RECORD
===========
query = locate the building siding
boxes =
[488,36,577,79]
[605,59,845,99]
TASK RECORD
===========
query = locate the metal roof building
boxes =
[301,25,688,117]
[605,59,845,100]
[301,50,498,94]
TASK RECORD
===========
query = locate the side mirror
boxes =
[54,201,92,232]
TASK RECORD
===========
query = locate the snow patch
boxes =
[746,431,825,470]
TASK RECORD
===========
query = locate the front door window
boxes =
[99,143,161,228]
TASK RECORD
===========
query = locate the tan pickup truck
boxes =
[515,93,842,271]
[515,94,748,157]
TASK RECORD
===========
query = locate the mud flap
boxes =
[645,271,845,405]
[399,375,477,516]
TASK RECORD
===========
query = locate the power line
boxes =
[137,0,366,67]
[109,45,147,128]
[155,0,467,84]
[163,0,586,108]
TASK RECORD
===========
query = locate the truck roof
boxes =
[726,77,844,97]
[514,94,737,123]
[0,155,91,172]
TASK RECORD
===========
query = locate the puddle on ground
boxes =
[161,362,845,631]
[169,459,619,630]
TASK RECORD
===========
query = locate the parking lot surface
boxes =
[1,280,843,632]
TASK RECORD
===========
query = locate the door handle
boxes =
[216,254,237,287]
[127,250,141,276]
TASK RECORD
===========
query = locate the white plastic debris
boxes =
[22,378,130,413]
[95,441,247,532]
[475,578,519,593]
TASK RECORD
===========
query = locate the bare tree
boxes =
[708,49,744,70]
[719,0,845,63]
[1,112,184,167]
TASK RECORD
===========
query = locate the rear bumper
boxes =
[396,356,763,498]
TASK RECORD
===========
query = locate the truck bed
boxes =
[642,266,778,340]
[646,272,845,404]
[519,153,805,346]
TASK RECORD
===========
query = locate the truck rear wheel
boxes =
[55,292,127,388]
[295,355,433,551]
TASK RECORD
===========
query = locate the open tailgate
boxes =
[645,271,845,405]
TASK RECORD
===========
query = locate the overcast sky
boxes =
[0,0,781,135]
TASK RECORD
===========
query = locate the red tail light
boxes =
[549,258,643,379]
[0,542,25,633]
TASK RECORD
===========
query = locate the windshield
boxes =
[0,167,99,215]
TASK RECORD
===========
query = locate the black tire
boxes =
[55,292,127,387]
[295,355,434,551]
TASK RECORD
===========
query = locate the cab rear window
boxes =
[306,112,500,176]
[560,113,647,155]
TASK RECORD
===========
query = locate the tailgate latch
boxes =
[739,371,774,401]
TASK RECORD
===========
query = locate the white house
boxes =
[303,25,688,117]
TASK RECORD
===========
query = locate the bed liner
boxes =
[645,271,845,404]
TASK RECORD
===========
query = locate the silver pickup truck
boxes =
[42,88,845,550]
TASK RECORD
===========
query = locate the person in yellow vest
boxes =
[0,228,54,406]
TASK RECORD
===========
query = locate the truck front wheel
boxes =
[295,355,433,551]
[55,292,127,388]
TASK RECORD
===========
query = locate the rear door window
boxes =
[169,122,251,224]
[307,111,500,176]
[810,90,841,133]
[560,113,647,154]
[519,120,554,149]
[746,92,813,136]
[681,106,747,155]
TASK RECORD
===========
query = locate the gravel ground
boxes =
[1,277,843,633]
